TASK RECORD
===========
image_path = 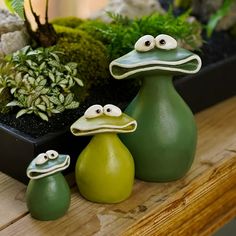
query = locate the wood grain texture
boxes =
[0,96,236,236]
[0,173,27,230]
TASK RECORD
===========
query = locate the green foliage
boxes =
[0,62,14,113]
[54,25,110,99]
[76,11,202,60]
[206,0,235,37]
[2,46,83,121]
[4,0,24,19]
[51,17,84,29]
[51,12,202,98]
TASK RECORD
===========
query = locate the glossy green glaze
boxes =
[71,104,137,203]
[110,34,202,182]
[26,172,71,220]
[26,151,71,220]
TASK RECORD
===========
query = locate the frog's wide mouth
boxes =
[71,120,137,136]
[27,155,70,180]
[110,55,201,79]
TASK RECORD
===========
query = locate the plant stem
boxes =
[29,0,41,26]
[45,0,49,25]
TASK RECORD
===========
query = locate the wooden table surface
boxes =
[0,97,236,236]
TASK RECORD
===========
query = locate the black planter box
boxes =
[175,55,236,113]
[1,56,236,183]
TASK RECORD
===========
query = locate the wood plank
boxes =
[0,173,27,230]
[124,155,236,236]
[0,96,236,236]
[0,173,75,231]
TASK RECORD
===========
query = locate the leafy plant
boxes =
[75,10,203,60]
[206,0,235,37]
[0,62,14,113]
[4,0,24,18]
[1,46,83,121]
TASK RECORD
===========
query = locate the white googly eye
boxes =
[35,153,49,165]
[84,105,103,119]
[155,34,177,50]
[103,104,122,117]
[46,150,58,160]
[134,35,155,52]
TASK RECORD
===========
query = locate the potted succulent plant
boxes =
[0,0,235,183]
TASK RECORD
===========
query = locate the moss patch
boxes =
[51,17,84,29]
[54,25,110,101]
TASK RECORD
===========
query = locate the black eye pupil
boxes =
[44,155,47,159]
[160,39,166,45]
[96,109,101,114]
[107,108,111,112]
[51,154,54,157]
[145,41,151,46]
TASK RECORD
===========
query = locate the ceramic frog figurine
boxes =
[70,104,137,203]
[26,150,71,220]
[110,34,202,182]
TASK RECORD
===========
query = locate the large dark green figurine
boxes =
[110,34,202,182]
[26,150,71,220]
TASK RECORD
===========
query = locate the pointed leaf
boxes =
[41,95,50,107]
[50,53,60,62]
[50,109,60,114]
[16,109,28,118]
[35,86,44,92]
[59,94,64,103]
[48,60,60,68]
[39,62,46,71]
[37,104,47,111]
[65,65,72,72]
[48,72,55,82]
[35,97,41,106]
[64,93,73,106]
[5,0,25,19]
[55,105,65,112]
[40,88,50,94]
[59,79,68,85]
[74,77,84,87]
[28,70,35,77]
[66,62,77,70]
[28,77,35,85]
[38,112,49,122]
[49,96,61,105]
[27,95,33,107]
[65,101,79,109]
[7,100,22,107]
[10,87,17,94]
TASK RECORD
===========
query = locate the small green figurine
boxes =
[26,150,71,220]
[71,104,137,203]
[110,34,202,182]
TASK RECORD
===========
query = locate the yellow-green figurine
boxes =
[71,104,137,203]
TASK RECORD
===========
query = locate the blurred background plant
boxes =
[173,0,236,37]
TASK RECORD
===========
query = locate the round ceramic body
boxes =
[26,172,71,220]
[109,35,201,182]
[121,75,197,182]
[75,133,134,203]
